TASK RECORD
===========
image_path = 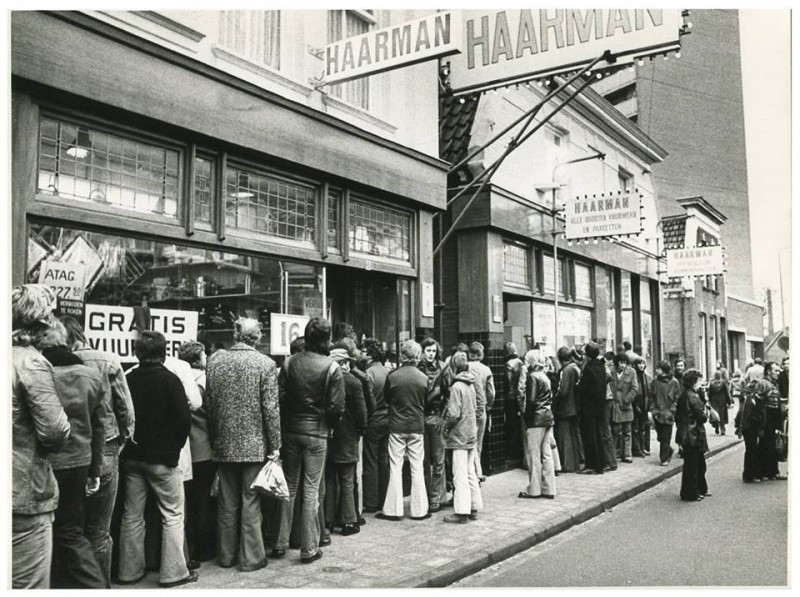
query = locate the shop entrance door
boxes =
[327,267,412,364]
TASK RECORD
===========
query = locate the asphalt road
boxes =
[456,443,788,587]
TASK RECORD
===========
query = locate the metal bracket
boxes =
[309,76,328,90]
[307,45,324,60]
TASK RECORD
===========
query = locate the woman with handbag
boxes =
[676,369,710,502]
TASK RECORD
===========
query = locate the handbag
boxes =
[707,405,720,425]
[775,421,789,462]
[250,459,290,501]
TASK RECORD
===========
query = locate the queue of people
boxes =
[11,281,788,588]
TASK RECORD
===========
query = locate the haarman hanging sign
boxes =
[666,246,724,278]
[565,192,642,240]
[323,11,462,85]
[448,9,684,95]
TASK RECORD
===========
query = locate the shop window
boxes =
[38,117,180,218]
[193,157,214,224]
[327,10,375,110]
[218,10,281,70]
[533,303,592,357]
[27,223,324,358]
[349,198,411,263]
[327,188,342,252]
[503,242,530,288]
[606,269,617,354]
[574,263,592,302]
[640,279,654,371]
[224,167,316,244]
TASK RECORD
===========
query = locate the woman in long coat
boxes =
[676,369,709,501]
[708,372,731,435]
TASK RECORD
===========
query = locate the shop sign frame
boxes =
[665,246,724,278]
[565,190,643,240]
[270,313,309,356]
[448,9,684,95]
[321,11,462,86]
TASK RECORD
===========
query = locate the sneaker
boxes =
[341,524,360,536]
[300,550,323,564]
[319,536,332,547]
[159,571,199,588]
[443,514,469,524]
[660,461,669,467]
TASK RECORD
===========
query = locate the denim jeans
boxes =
[451,449,483,515]
[383,433,428,518]
[51,466,106,588]
[525,427,556,497]
[216,462,266,571]
[362,417,389,511]
[276,433,327,558]
[118,459,189,585]
[84,441,119,587]
[423,415,446,507]
[12,512,54,588]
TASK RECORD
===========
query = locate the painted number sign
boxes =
[38,260,88,301]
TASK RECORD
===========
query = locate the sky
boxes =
[738,9,792,329]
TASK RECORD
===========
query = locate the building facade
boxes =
[12,10,447,360]
[438,81,668,472]
[596,9,755,300]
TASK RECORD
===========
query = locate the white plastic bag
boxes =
[250,460,290,502]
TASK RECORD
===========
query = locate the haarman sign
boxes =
[666,246,724,278]
[449,9,683,94]
[323,11,461,85]
[565,192,642,240]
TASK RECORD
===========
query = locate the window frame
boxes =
[36,110,186,228]
[347,193,415,266]
[502,240,532,291]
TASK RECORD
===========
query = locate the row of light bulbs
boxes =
[453,48,684,104]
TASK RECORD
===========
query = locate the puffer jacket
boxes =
[207,343,282,461]
[12,345,71,515]
[520,369,554,428]
[611,366,638,423]
[278,348,345,440]
[330,370,368,464]
[42,347,106,478]
[443,371,477,450]
[651,374,680,425]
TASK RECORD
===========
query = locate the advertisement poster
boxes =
[84,304,198,363]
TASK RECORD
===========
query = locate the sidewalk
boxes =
[118,432,741,589]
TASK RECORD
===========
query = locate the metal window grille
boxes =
[37,117,179,217]
[225,167,316,243]
[219,10,281,69]
[327,10,371,110]
[193,157,213,224]
[348,198,411,262]
[328,188,341,250]
[503,243,529,287]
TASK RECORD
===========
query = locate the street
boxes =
[456,443,788,587]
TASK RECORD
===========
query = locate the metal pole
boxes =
[550,151,605,352]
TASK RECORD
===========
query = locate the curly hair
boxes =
[682,368,703,391]
[363,338,386,364]
[233,317,262,346]
[12,284,57,347]
[178,340,206,369]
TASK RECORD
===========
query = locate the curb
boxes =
[394,438,742,588]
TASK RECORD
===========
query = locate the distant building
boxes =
[597,9,755,300]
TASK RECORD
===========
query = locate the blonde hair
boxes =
[233,317,262,346]
[35,319,69,350]
[12,284,57,346]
